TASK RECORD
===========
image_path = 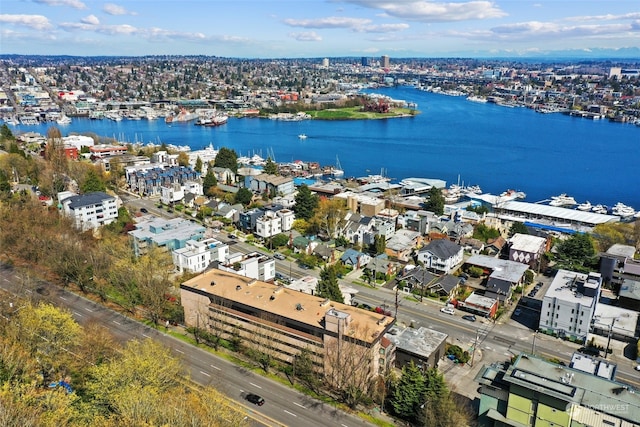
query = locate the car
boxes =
[227,234,237,239]
[273,253,286,260]
[635,365,640,371]
[299,264,310,270]
[513,308,522,316]
[462,315,477,322]
[245,393,265,406]
[440,307,455,315]
[140,207,148,213]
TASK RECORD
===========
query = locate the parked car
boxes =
[227,234,237,239]
[462,314,477,322]
[635,365,640,371]
[140,207,148,213]
[245,393,265,406]
[440,307,455,315]
[273,253,286,260]
[513,308,522,316]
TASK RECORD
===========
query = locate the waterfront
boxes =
[6,86,640,209]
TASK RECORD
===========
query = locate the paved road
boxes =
[0,264,373,427]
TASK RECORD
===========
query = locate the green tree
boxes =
[80,168,107,193]
[316,265,344,303]
[424,187,445,215]
[213,147,238,174]
[202,166,218,194]
[370,234,386,255]
[234,187,253,206]
[194,156,203,173]
[390,361,426,420]
[554,232,597,272]
[473,223,501,242]
[270,233,290,248]
[0,123,15,142]
[293,184,318,221]
[509,221,529,237]
[263,156,278,175]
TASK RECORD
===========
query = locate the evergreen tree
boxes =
[390,361,426,420]
[81,168,107,193]
[202,166,218,194]
[370,234,386,255]
[195,156,203,173]
[293,184,318,221]
[263,156,278,175]
[424,186,445,215]
[234,187,253,206]
[316,265,343,303]
[509,221,529,237]
[214,147,238,174]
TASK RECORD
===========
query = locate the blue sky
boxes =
[1,0,639,58]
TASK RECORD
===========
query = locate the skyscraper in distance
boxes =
[381,55,390,69]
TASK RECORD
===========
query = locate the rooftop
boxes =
[544,269,598,306]
[181,269,394,343]
[509,233,547,253]
[384,326,448,359]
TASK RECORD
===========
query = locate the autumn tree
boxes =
[177,151,190,167]
[311,197,347,239]
[133,247,175,326]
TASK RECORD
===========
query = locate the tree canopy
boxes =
[316,265,344,303]
[553,232,597,273]
[213,147,238,174]
[234,187,253,206]
[424,187,444,216]
[263,156,278,175]
[293,184,318,221]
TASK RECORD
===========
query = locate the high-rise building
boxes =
[322,58,329,68]
[381,55,390,68]
[361,57,369,67]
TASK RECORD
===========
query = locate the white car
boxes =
[440,307,455,315]
[635,365,640,371]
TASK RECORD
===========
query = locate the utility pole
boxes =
[531,330,538,355]
[471,328,479,367]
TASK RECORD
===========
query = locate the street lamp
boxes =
[605,317,619,359]
[470,328,480,367]
[531,330,538,355]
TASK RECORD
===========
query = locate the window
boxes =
[379,348,385,355]
[571,309,574,314]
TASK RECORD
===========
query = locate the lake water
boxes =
[8,86,640,209]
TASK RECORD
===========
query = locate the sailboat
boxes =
[332,156,344,177]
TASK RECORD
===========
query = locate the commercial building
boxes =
[538,270,601,342]
[476,353,640,427]
[180,269,396,382]
[129,216,206,257]
[384,326,447,371]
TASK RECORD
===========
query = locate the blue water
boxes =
[8,86,640,209]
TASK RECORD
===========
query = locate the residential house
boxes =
[417,239,464,275]
[508,233,547,270]
[312,244,335,263]
[429,274,462,300]
[342,213,375,246]
[599,244,640,289]
[396,266,437,297]
[160,183,184,205]
[58,191,119,231]
[248,173,295,196]
[172,239,212,273]
[459,292,499,318]
[465,254,529,303]
[442,220,474,241]
[386,229,422,262]
[485,236,507,257]
[385,326,447,371]
[459,237,485,255]
[340,249,372,269]
[180,270,396,379]
[216,203,243,223]
[211,166,236,185]
[256,211,282,239]
[218,251,275,282]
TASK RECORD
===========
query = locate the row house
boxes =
[126,165,200,197]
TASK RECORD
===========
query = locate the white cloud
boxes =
[33,0,87,10]
[0,14,53,30]
[564,12,640,23]
[360,23,410,33]
[81,15,100,25]
[342,0,507,22]
[103,3,137,16]
[288,31,322,42]
[284,16,371,29]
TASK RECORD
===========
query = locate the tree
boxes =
[553,232,597,273]
[312,198,347,239]
[293,184,318,221]
[202,166,218,194]
[316,265,344,303]
[263,156,278,175]
[80,168,107,193]
[370,234,386,255]
[213,147,238,174]
[424,187,445,215]
[177,151,190,167]
[234,187,253,206]
[194,156,203,173]
[509,221,529,237]
[390,361,426,420]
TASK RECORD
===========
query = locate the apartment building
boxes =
[538,270,601,342]
[58,191,119,231]
[218,251,275,282]
[180,269,396,382]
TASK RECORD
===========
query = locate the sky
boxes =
[1,0,639,58]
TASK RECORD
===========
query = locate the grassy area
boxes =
[306,107,418,120]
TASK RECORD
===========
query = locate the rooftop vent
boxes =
[274,286,284,294]
[235,285,242,291]
[295,303,304,311]
[270,295,276,301]
[210,281,216,287]
[247,279,257,286]
[320,298,331,307]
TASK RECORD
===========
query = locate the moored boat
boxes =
[576,201,592,211]
[549,194,576,207]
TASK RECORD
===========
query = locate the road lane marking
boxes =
[113,320,121,325]
[293,402,305,409]
[84,307,93,312]
[200,371,211,377]
[342,424,349,427]
[73,312,82,317]
[210,365,221,370]
[142,333,151,338]
[250,382,262,389]
[175,349,184,354]
[59,296,67,300]
[283,410,297,417]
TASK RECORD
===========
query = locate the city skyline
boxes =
[1,0,639,59]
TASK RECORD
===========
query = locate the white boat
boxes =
[298,134,307,139]
[333,156,344,177]
[612,202,636,218]
[549,194,576,207]
[591,204,608,214]
[57,114,72,125]
[466,95,487,103]
[576,201,592,211]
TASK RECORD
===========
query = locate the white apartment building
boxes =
[172,240,211,273]
[218,251,275,282]
[160,183,184,205]
[539,270,602,342]
[256,211,282,239]
[58,191,119,231]
[277,208,295,232]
